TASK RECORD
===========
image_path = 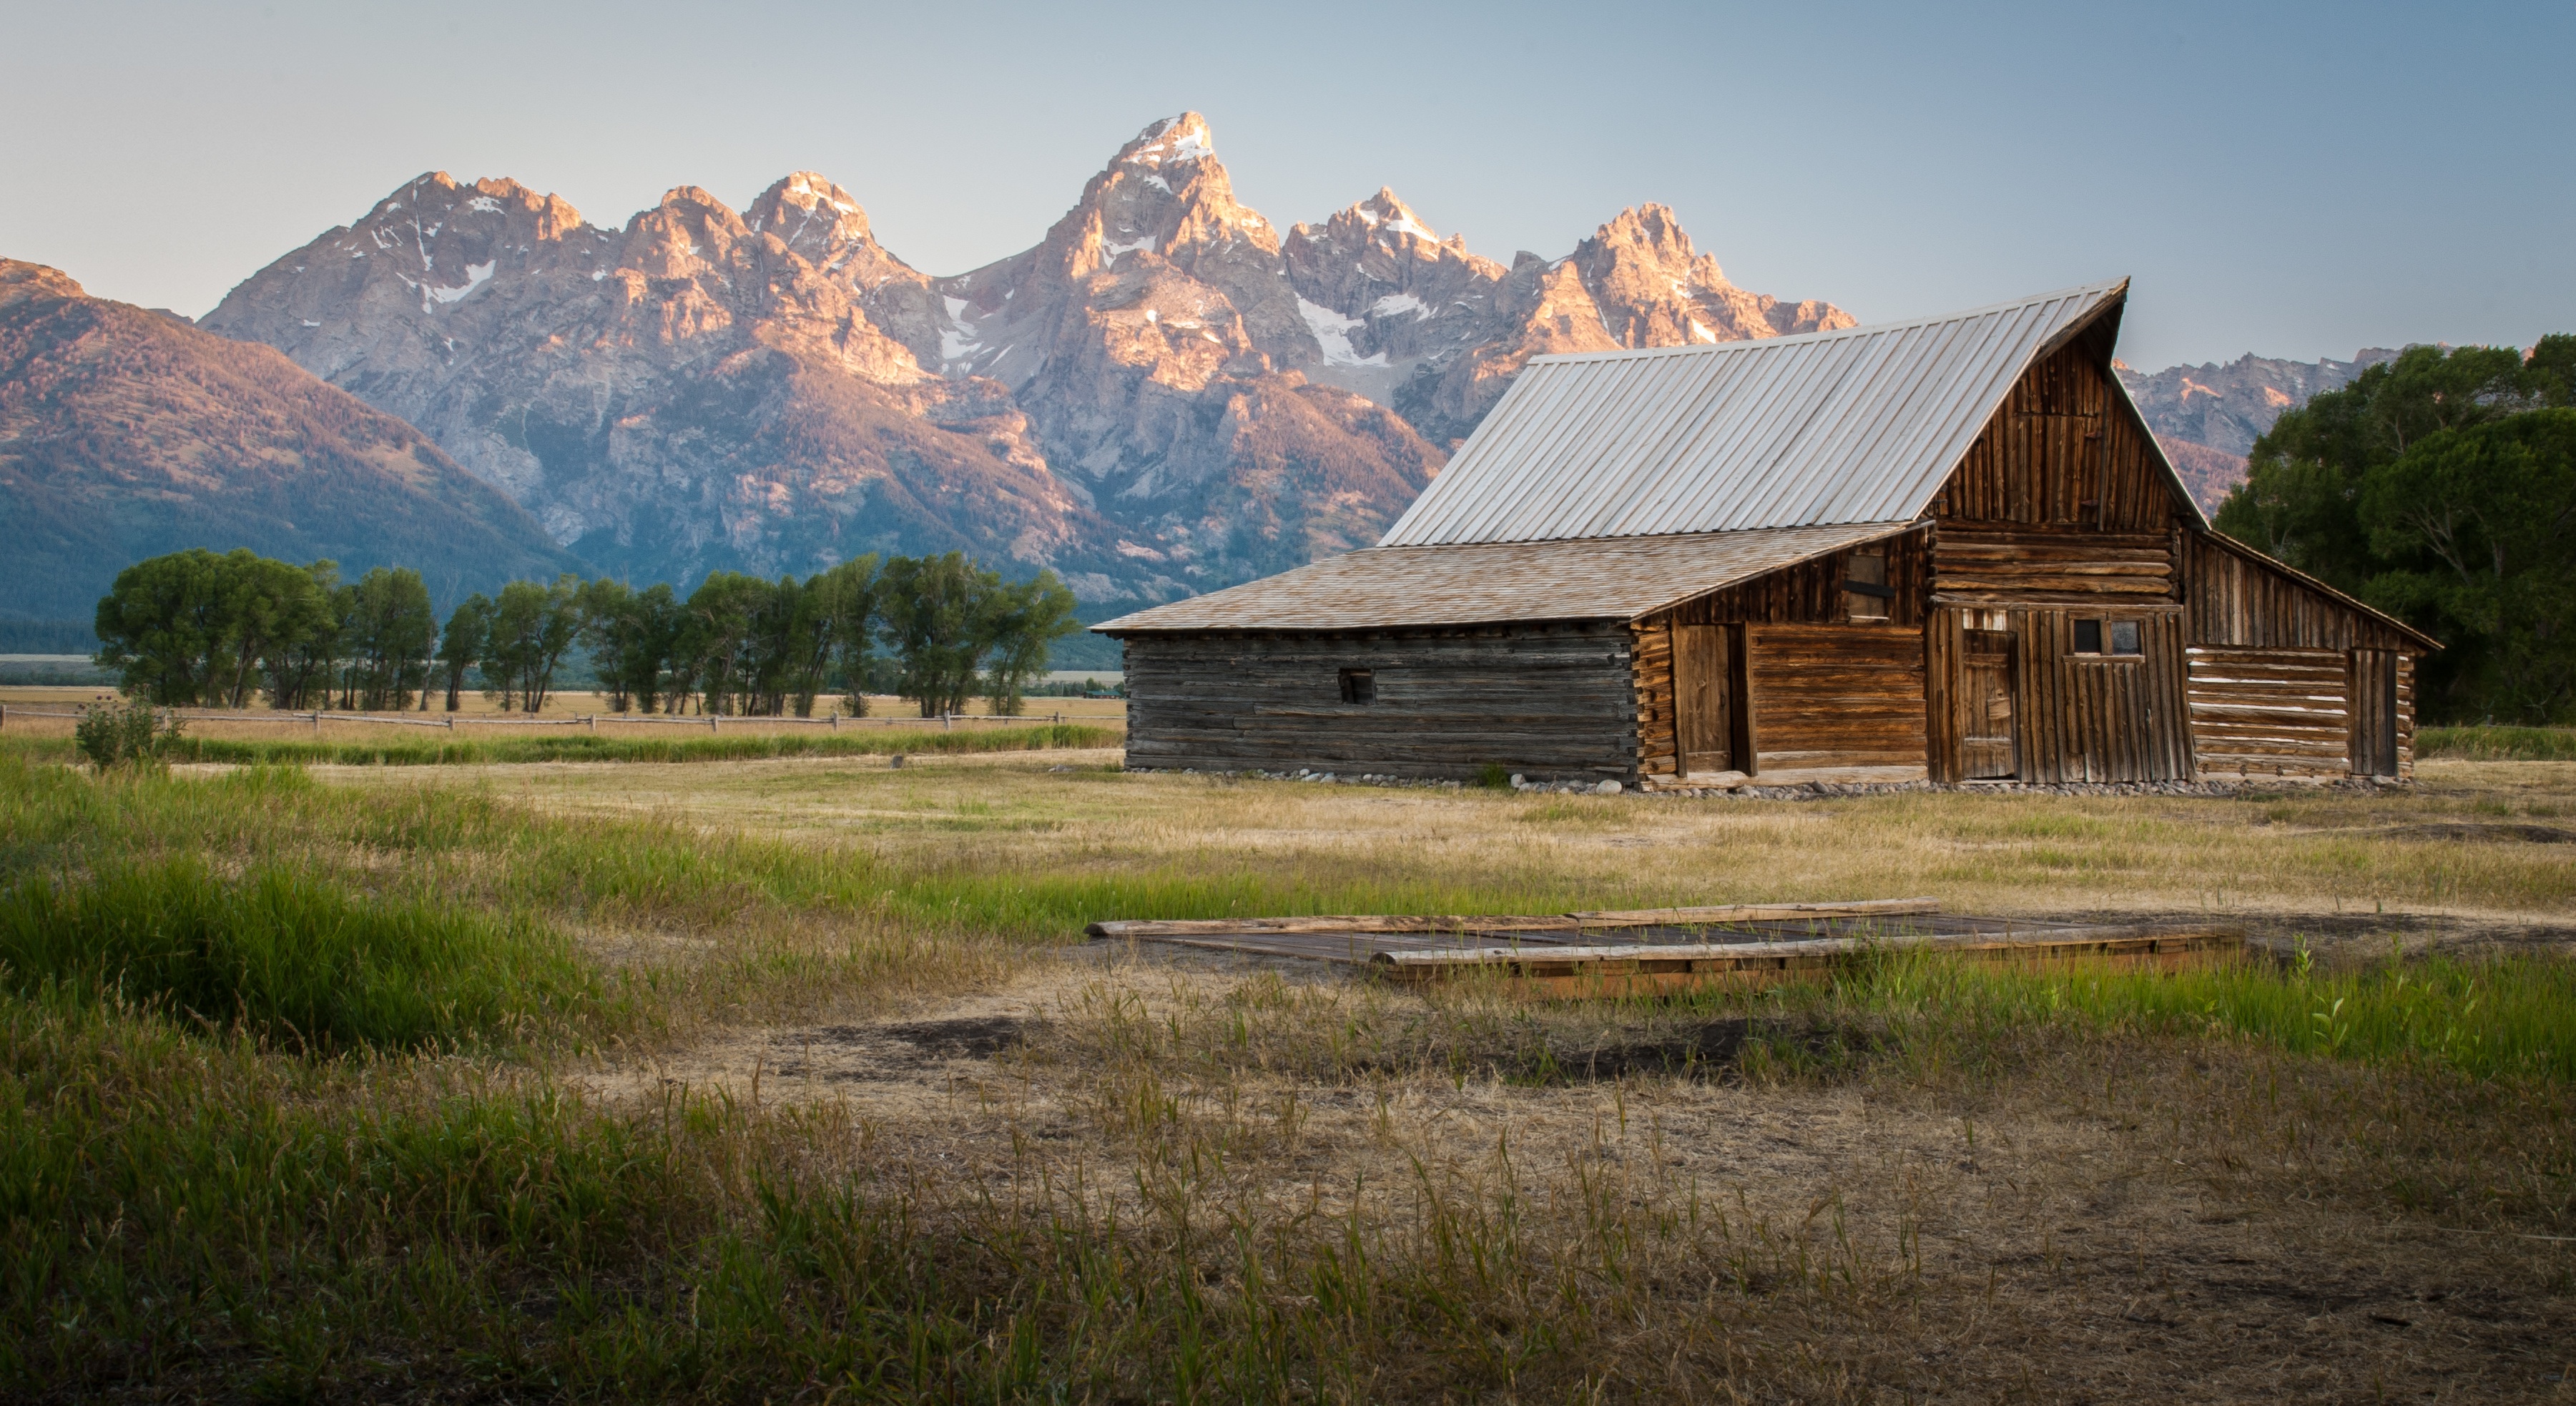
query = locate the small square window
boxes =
[2108,621,2141,656]
[2073,619,2103,654]
[1338,668,1375,704]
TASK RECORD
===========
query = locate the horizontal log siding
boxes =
[1931,524,2176,605]
[1745,624,1928,780]
[1934,338,2178,533]
[2182,531,2419,652]
[2186,647,2351,777]
[1123,625,1638,782]
[1632,621,1679,779]
[2399,654,2416,778]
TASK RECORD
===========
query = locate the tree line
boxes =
[94,549,1081,717]
[2216,336,2575,724]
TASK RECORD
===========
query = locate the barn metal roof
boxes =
[1093,522,1917,633]
[1380,280,2131,547]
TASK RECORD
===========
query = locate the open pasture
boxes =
[2,749,2572,1402]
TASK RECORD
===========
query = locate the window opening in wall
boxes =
[2071,619,2142,657]
[1842,549,1891,621]
[1338,668,1375,704]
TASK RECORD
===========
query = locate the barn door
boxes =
[2351,649,2400,777]
[1961,629,2018,780]
[1673,624,1741,777]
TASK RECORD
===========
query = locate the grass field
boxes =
[3,749,2572,1400]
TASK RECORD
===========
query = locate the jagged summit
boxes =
[1118,112,1218,169]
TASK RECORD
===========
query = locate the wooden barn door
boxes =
[2350,649,2400,777]
[1961,629,2018,779]
[1673,624,1744,777]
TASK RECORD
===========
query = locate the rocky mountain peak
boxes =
[1117,112,1218,170]
[1045,113,1278,283]
[745,173,884,270]
[1570,203,1852,348]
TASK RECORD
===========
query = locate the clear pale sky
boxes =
[5,0,2567,370]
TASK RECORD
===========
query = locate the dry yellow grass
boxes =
[333,754,2576,950]
[35,750,2565,1399]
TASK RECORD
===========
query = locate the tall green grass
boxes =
[0,858,589,1052]
[2418,725,2576,760]
[0,721,1119,768]
[1844,946,2576,1083]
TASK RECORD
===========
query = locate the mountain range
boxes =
[192,114,1850,608]
[2116,349,2396,512]
[4,110,2416,628]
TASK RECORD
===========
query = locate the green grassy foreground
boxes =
[4,756,2574,1399]
[2418,724,2576,759]
[0,720,1121,768]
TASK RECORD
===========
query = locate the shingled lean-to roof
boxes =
[1094,523,1914,632]
[1097,280,2144,634]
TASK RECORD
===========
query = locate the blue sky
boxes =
[5,0,2567,369]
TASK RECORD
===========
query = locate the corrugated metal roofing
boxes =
[1380,280,2130,547]
[1093,522,1916,633]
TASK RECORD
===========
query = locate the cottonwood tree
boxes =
[980,572,1080,717]
[877,553,996,717]
[482,576,582,712]
[436,594,492,712]
[2216,336,2576,721]
[335,566,438,710]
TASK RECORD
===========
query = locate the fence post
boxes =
[830,712,837,730]
[312,711,322,734]
[446,717,454,731]
[587,714,596,732]
[709,716,719,733]
[944,714,953,732]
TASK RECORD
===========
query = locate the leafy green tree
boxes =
[436,594,493,712]
[578,579,684,714]
[677,572,774,716]
[790,556,880,717]
[259,561,344,711]
[335,567,437,711]
[94,549,234,704]
[2359,410,2576,722]
[483,576,583,712]
[980,571,1080,716]
[879,552,999,717]
[2213,340,2576,722]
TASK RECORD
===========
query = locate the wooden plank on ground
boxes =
[1087,898,1940,940]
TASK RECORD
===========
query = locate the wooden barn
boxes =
[1094,280,2437,790]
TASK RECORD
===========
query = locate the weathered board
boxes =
[1121,623,1638,782]
[1091,900,2243,998]
[2186,646,2350,777]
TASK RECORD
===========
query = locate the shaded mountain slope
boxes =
[0,260,580,620]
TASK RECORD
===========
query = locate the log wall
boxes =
[1121,625,1638,782]
[2185,647,2351,777]
[1745,624,1928,782]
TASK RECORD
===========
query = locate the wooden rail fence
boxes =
[0,702,1089,732]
